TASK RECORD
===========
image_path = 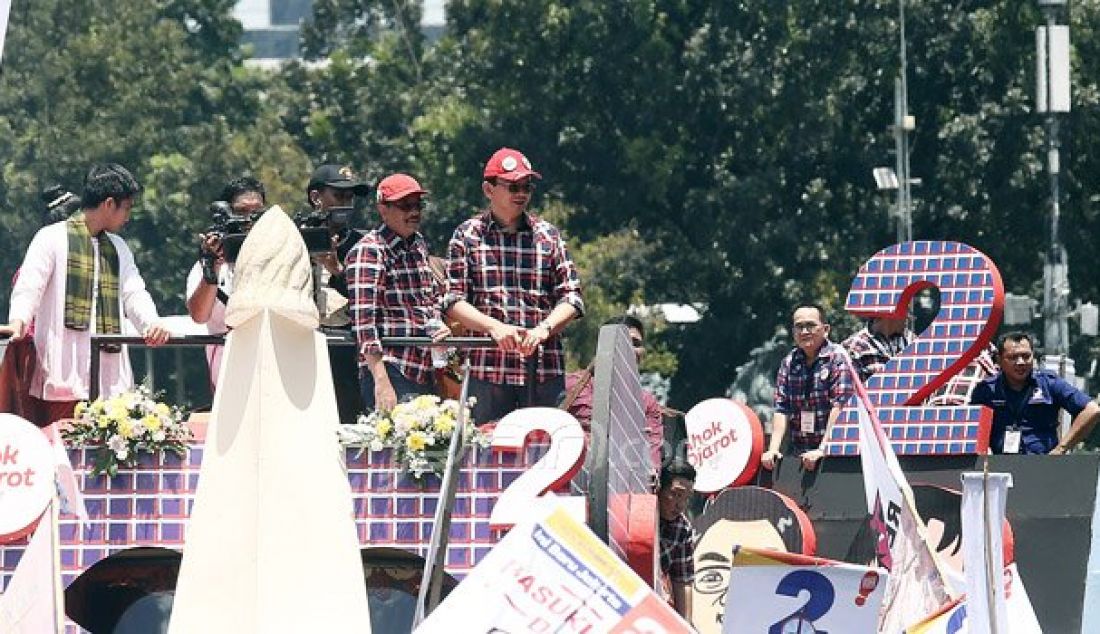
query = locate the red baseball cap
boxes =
[483,147,542,182]
[376,173,428,202]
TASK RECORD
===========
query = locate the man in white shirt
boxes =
[185,176,266,393]
[7,164,170,425]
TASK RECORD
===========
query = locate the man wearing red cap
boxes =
[443,148,584,423]
[346,173,450,411]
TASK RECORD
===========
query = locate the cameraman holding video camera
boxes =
[185,176,266,393]
[298,164,371,422]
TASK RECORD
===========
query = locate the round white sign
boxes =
[0,414,55,541]
[684,398,763,493]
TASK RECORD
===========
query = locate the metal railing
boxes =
[87,333,537,401]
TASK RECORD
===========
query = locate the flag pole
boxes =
[50,494,64,633]
[982,454,999,634]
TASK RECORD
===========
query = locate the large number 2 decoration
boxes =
[489,407,587,530]
[828,241,1004,456]
[768,570,835,634]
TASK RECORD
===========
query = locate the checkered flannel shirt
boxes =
[842,327,914,381]
[773,340,855,447]
[660,513,696,585]
[346,227,442,384]
[442,211,584,385]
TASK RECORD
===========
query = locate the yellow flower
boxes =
[433,414,455,436]
[74,402,88,419]
[375,420,392,437]
[142,414,160,431]
[117,419,134,439]
[406,431,428,452]
[155,403,171,417]
[107,402,128,421]
[97,415,111,429]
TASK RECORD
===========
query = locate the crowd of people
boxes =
[4,154,1100,623]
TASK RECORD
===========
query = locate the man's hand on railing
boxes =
[143,322,172,346]
[2,320,27,341]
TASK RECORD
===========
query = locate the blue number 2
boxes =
[767,570,835,634]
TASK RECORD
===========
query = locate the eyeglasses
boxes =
[495,181,536,194]
[386,199,424,212]
[630,338,644,349]
[793,321,823,333]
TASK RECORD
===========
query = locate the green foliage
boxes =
[4,1,1100,414]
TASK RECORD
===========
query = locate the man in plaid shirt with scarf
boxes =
[6,164,170,426]
[444,148,584,424]
[762,303,854,472]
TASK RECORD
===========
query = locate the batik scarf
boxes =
[64,212,121,334]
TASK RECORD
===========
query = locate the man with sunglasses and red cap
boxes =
[346,173,451,411]
[443,148,584,423]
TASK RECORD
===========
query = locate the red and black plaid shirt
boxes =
[773,340,855,447]
[443,211,584,385]
[346,227,442,384]
[660,513,696,584]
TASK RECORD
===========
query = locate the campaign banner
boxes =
[0,502,63,633]
[722,547,887,633]
[684,398,763,492]
[853,378,953,631]
[905,563,1042,634]
[416,505,690,633]
[0,414,56,541]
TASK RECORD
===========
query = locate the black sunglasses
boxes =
[495,181,536,194]
[386,199,424,212]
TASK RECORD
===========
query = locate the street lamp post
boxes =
[1036,0,1071,371]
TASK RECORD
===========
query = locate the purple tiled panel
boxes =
[828,241,1000,456]
[1,437,551,632]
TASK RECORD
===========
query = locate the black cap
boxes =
[306,164,369,196]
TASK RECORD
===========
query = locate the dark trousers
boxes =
[359,362,435,412]
[468,375,565,425]
[330,343,364,424]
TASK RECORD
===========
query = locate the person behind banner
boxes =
[6,164,171,425]
[762,303,855,472]
[185,176,266,393]
[443,147,584,424]
[658,460,697,621]
[346,173,450,412]
[969,331,1100,455]
[561,314,664,470]
[842,315,913,382]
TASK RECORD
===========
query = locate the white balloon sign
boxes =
[0,414,55,541]
[684,398,763,493]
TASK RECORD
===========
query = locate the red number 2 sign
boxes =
[827,241,1004,456]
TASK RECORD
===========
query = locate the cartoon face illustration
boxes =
[691,486,815,634]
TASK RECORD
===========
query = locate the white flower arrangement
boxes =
[63,386,191,476]
[338,395,488,481]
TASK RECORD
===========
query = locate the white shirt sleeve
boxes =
[8,227,54,325]
[113,234,160,333]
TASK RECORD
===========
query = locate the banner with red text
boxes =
[415,505,689,633]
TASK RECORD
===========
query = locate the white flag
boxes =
[853,378,954,632]
[0,0,11,65]
[45,423,88,522]
[961,472,1012,634]
[0,503,64,633]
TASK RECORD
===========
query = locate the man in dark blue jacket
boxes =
[970,332,1100,454]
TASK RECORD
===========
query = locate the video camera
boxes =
[292,206,356,255]
[199,201,261,279]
